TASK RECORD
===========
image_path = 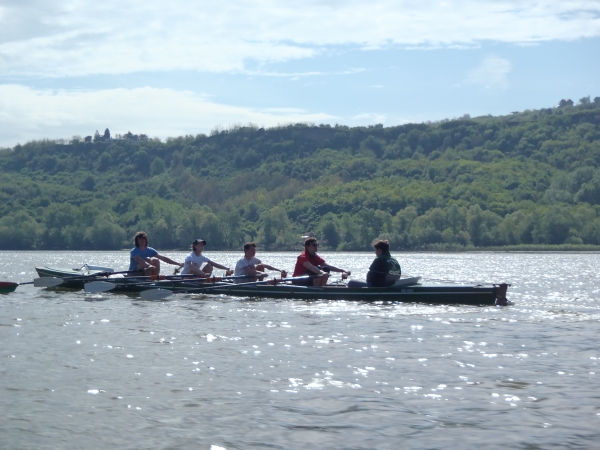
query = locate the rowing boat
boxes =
[162,281,509,305]
[134,276,510,306]
[33,265,510,305]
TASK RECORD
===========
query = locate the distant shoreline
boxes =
[3,244,599,253]
[407,244,600,252]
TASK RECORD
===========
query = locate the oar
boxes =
[83,274,254,294]
[84,277,219,293]
[84,281,126,293]
[110,278,238,299]
[2,278,76,290]
[184,274,254,283]
[180,275,316,292]
[33,275,122,288]
[32,270,138,288]
[0,281,19,292]
[139,275,316,301]
[2,278,82,291]
[33,277,71,287]
[140,289,181,301]
[34,271,208,289]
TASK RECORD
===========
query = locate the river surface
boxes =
[1,251,599,449]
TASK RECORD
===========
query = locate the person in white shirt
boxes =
[181,239,232,276]
[234,242,286,282]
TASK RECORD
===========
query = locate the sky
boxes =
[0,0,599,148]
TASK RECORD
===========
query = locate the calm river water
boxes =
[1,251,599,449]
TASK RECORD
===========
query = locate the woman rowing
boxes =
[181,238,232,277]
[129,231,183,276]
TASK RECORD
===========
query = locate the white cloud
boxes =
[0,84,336,147]
[351,113,388,123]
[243,68,366,78]
[0,1,599,77]
[466,56,512,90]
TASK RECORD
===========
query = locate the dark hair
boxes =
[373,239,390,252]
[192,238,206,250]
[304,237,318,249]
[243,242,256,251]
[134,231,148,248]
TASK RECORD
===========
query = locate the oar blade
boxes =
[0,281,19,293]
[140,289,173,301]
[84,281,117,293]
[33,277,65,288]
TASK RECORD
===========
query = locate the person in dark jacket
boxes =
[349,240,401,288]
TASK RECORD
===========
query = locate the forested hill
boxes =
[1,99,600,251]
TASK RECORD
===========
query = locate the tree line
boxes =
[0,98,599,250]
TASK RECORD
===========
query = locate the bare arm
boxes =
[303,261,325,275]
[242,266,263,276]
[260,263,285,273]
[157,254,183,267]
[323,263,351,275]
[241,266,268,279]
[133,255,150,268]
[211,261,231,271]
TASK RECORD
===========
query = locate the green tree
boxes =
[320,219,341,249]
[258,206,296,249]
[0,212,43,249]
[175,206,224,248]
[98,152,112,171]
[466,205,484,245]
[535,206,572,244]
[41,203,80,249]
[84,213,126,249]
[150,158,166,176]
[133,149,150,175]
[81,175,95,191]
[221,210,245,249]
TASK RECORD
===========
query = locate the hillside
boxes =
[1,98,600,250]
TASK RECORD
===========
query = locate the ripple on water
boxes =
[2,251,600,448]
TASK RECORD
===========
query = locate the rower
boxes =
[348,239,400,288]
[292,237,350,286]
[234,242,286,283]
[181,239,232,277]
[129,231,183,276]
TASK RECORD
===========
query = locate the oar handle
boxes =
[265,274,319,285]
[174,275,312,292]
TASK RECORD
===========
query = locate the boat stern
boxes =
[494,283,511,306]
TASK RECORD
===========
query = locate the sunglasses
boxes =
[311,243,319,247]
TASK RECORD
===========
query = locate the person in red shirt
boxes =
[293,237,351,286]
